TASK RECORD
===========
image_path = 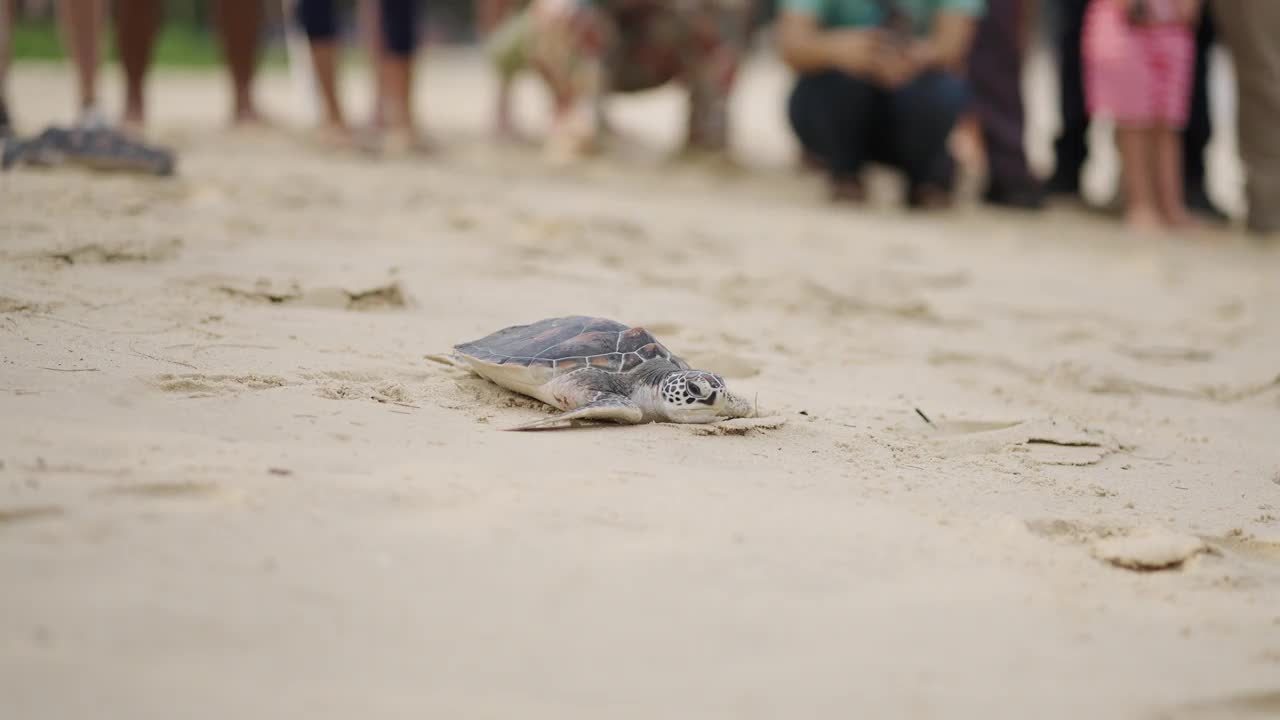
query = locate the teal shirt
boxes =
[780,0,985,35]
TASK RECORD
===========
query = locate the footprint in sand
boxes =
[149,373,288,397]
[1157,690,1280,719]
[1116,344,1215,364]
[923,417,1120,467]
[1209,533,1280,564]
[1083,369,1280,404]
[104,480,223,499]
[94,479,244,512]
[216,278,409,312]
[1026,520,1213,572]
[0,295,53,314]
[684,416,787,436]
[0,505,66,527]
[927,350,1041,381]
[301,371,422,406]
[932,418,1025,435]
[714,274,952,325]
[39,238,181,266]
[1090,526,1212,571]
[98,480,246,511]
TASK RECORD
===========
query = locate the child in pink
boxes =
[1083,0,1200,230]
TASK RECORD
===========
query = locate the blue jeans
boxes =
[788,69,969,192]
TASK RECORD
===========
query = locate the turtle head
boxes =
[656,370,750,423]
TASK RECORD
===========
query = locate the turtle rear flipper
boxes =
[0,138,19,171]
[2,125,174,176]
[2,127,72,171]
[507,393,642,431]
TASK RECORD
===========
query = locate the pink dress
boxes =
[1083,0,1194,128]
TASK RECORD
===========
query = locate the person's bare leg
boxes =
[57,0,107,124]
[379,55,431,151]
[495,74,523,141]
[381,56,410,128]
[1117,125,1162,230]
[309,40,349,140]
[116,0,162,134]
[1153,124,1192,227]
[373,0,429,153]
[214,0,266,125]
[358,0,385,129]
[480,1,528,142]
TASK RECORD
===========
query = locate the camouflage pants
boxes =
[530,0,753,150]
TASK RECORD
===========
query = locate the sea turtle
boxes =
[2,125,175,176]
[454,316,753,430]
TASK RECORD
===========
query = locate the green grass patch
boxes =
[10,20,288,68]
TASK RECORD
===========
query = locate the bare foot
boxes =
[544,116,598,165]
[119,111,145,140]
[383,127,436,156]
[312,121,355,150]
[672,144,743,175]
[231,106,275,130]
[1125,206,1164,233]
[357,125,436,158]
[544,136,590,166]
[495,121,534,146]
[1161,206,1202,231]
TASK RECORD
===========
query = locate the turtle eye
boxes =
[687,379,708,397]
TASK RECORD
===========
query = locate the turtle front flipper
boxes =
[508,393,642,431]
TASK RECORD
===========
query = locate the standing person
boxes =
[1083,0,1200,230]
[55,0,272,135]
[970,0,1043,209]
[1051,0,1225,221]
[778,0,983,209]
[118,0,272,132]
[1212,0,1280,237]
[3,1,173,174]
[296,0,428,152]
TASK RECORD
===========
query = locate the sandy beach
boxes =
[2,48,1279,719]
